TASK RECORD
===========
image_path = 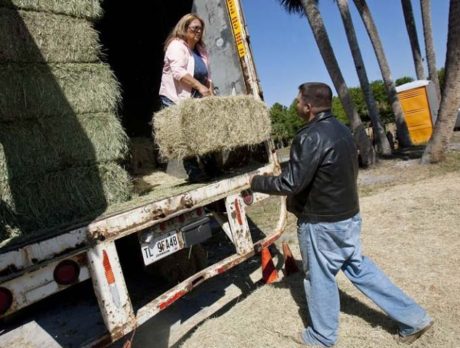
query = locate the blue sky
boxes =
[240,0,450,107]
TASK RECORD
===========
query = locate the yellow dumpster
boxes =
[396,80,439,145]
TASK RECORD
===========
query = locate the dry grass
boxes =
[153,96,271,159]
[182,157,460,347]
[0,163,131,246]
[0,112,128,181]
[0,9,100,63]
[0,63,120,120]
[0,0,102,20]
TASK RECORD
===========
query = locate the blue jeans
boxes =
[297,213,431,347]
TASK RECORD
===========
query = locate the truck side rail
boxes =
[0,163,276,277]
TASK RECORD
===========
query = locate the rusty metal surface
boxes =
[0,252,90,317]
[86,164,275,243]
[225,194,253,255]
[136,205,286,327]
[0,228,87,277]
[86,241,136,342]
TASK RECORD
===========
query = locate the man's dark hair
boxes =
[298,82,333,109]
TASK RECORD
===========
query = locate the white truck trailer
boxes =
[0,1,287,346]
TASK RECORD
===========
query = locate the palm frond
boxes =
[277,0,305,14]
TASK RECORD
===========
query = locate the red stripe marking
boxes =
[234,199,243,225]
[158,290,187,311]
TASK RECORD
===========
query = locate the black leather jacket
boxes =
[251,111,359,222]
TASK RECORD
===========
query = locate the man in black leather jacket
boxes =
[250,83,433,347]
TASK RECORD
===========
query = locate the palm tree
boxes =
[420,0,442,103]
[352,0,412,148]
[401,0,425,80]
[421,0,460,163]
[278,0,375,166]
[337,0,391,155]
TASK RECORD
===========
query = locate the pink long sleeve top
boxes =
[159,38,211,103]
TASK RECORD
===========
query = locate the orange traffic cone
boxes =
[282,242,299,276]
[261,247,278,284]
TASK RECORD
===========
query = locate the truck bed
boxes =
[0,160,270,255]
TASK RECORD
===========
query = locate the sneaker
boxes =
[398,321,434,344]
[291,331,325,346]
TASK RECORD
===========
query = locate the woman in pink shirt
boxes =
[159,13,213,106]
[158,13,218,182]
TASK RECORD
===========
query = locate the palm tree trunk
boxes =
[401,0,425,80]
[337,0,391,156]
[298,0,374,166]
[421,0,460,163]
[420,0,442,103]
[353,0,412,148]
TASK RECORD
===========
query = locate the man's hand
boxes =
[248,173,256,186]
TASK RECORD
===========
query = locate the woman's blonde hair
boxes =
[164,13,206,51]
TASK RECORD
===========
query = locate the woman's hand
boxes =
[197,84,211,97]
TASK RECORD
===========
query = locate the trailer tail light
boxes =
[242,190,254,205]
[0,287,13,314]
[54,260,80,285]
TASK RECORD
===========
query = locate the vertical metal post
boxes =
[225,194,253,254]
[86,241,135,341]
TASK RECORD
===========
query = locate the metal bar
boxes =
[225,194,253,255]
[86,241,135,342]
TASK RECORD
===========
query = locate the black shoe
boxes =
[186,173,209,183]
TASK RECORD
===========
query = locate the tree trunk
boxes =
[353,0,412,148]
[300,0,375,166]
[337,0,391,156]
[401,0,425,80]
[421,0,460,164]
[420,0,442,103]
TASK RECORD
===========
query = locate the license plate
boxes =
[141,231,182,266]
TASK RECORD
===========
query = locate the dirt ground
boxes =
[180,138,460,347]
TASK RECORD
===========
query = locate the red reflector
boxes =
[242,190,254,205]
[196,207,203,216]
[159,222,167,231]
[0,287,13,315]
[54,260,80,285]
[178,214,185,223]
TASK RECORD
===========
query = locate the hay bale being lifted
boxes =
[0,9,101,63]
[153,95,272,160]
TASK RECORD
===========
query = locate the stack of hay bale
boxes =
[0,0,131,245]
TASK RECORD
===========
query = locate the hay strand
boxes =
[0,63,121,120]
[0,163,131,241]
[0,0,102,20]
[153,96,271,160]
[0,112,128,180]
[0,8,100,63]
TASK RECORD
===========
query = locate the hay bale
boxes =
[0,9,100,63]
[0,63,120,120]
[0,112,128,180]
[153,96,271,160]
[0,163,131,240]
[0,0,102,20]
